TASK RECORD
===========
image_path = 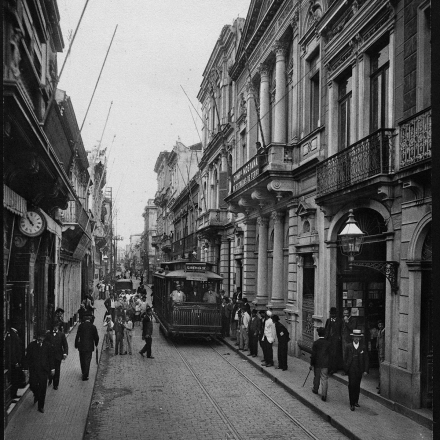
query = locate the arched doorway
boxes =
[337,208,388,366]
[420,224,432,408]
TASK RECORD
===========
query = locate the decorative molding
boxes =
[271,211,284,224]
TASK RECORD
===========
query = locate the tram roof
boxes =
[153,269,222,280]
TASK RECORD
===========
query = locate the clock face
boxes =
[19,210,46,237]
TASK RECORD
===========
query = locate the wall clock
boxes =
[18,208,47,237]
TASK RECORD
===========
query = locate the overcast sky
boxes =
[57,0,250,246]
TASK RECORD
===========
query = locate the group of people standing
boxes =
[224,295,290,371]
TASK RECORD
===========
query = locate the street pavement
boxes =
[221,336,433,440]
[5,293,433,440]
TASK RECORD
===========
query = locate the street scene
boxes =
[3,0,433,439]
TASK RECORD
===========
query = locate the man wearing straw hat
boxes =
[344,329,369,411]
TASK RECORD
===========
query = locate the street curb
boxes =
[221,338,363,440]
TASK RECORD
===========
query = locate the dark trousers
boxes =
[249,333,258,356]
[10,365,23,397]
[348,371,363,405]
[328,338,342,373]
[115,333,124,355]
[79,351,92,378]
[52,358,62,387]
[262,337,273,364]
[140,337,152,357]
[110,308,115,323]
[30,370,48,409]
[221,315,230,337]
[277,341,288,369]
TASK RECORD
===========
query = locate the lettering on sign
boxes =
[185,263,206,273]
[232,156,260,192]
[187,274,208,282]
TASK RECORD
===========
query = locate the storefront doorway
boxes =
[337,208,387,366]
[420,226,432,408]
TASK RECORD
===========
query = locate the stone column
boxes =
[259,62,271,146]
[327,81,336,156]
[388,28,395,128]
[270,211,285,305]
[357,55,365,138]
[273,41,289,144]
[246,80,257,159]
[256,216,269,305]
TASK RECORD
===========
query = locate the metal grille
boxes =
[172,307,221,327]
[399,108,431,169]
[316,129,394,197]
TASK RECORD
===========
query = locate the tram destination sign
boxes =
[232,156,260,192]
[185,263,206,273]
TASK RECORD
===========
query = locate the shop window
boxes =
[369,39,389,132]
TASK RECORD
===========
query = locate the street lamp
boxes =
[338,210,365,265]
[338,209,399,292]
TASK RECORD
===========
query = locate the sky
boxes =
[56,0,251,247]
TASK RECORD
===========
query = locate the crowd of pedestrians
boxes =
[225,291,381,412]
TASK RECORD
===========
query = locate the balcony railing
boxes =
[62,200,92,235]
[316,129,395,197]
[399,107,431,169]
[197,209,228,230]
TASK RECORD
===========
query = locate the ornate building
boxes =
[196,18,245,295]
[141,199,158,284]
[224,0,431,413]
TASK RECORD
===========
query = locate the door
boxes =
[421,269,432,408]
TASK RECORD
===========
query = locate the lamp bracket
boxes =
[350,260,399,292]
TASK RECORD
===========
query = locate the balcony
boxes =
[399,108,431,169]
[316,129,395,198]
[197,209,228,231]
[62,200,92,237]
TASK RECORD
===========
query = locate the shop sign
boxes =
[185,263,206,273]
[232,156,260,192]
[186,274,208,281]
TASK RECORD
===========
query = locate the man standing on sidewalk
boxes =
[74,315,99,380]
[24,331,55,413]
[114,315,125,355]
[139,307,154,358]
[248,309,260,357]
[45,324,68,390]
[261,310,276,367]
[344,329,369,411]
[238,303,250,352]
[272,315,289,371]
[324,307,343,374]
[310,327,330,401]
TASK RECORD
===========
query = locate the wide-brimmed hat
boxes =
[350,329,364,337]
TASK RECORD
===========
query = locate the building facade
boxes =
[224,0,431,411]
[141,199,158,283]
[3,0,95,421]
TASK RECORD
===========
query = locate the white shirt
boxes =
[353,341,360,350]
[171,290,185,303]
[241,311,250,329]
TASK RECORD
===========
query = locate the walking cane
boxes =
[95,345,99,365]
[302,367,312,387]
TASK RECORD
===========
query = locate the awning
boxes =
[41,209,62,239]
[3,184,27,217]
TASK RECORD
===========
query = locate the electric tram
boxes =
[152,261,223,338]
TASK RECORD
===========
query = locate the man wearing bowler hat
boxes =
[344,329,369,411]
[74,314,99,380]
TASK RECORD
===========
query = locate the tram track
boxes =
[170,337,324,440]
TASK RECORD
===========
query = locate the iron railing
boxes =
[399,107,431,169]
[316,129,394,197]
[62,200,91,235]
[197,209,228,230]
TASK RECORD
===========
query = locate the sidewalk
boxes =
[5,301,107,440]
[221,336,433,440]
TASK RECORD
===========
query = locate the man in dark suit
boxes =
[272,315,289,371]
[139,307,154,358]
[341,308,358,366]
[24,331,55,413]
[344,329,369,411]
[5,324,24,399]
[45,324,68,390]
[310,327,331,401]
[324,307,343,374]
[74,315,99,380]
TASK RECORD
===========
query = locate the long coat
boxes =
[310,338,331,369]
[25,340,54,375]
[45,331,68,361]
[74,321,99,353]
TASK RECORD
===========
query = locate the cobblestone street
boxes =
[85,321,347,440]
